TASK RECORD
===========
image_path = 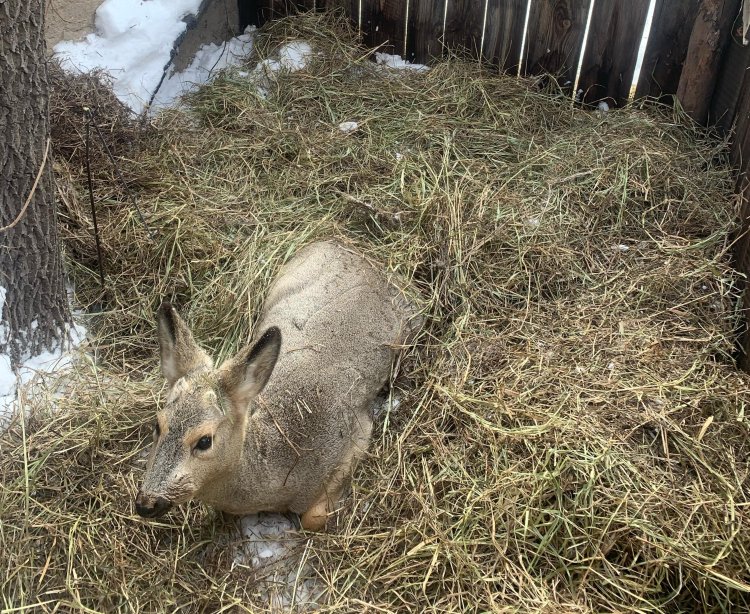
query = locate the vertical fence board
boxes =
[635,0,701,98]
[676,0,740,124]
[735,139,750,368]
[710,17,750,131]
[268,0,311,16]
[737,172,750,369]
[318,0,352,11]
[361,0,407,55]
[406,0,446,62]
[443,0,486,58]
[524,0,590,85]
[238,0,266,27]
[482,0,528,72]
[577,0,649,105]
[730,59,750,168]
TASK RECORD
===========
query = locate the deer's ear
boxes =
[217,327,281,419]
[157,302,212,385]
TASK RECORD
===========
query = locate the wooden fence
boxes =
[241,0,750,364]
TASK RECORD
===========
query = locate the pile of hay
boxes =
[2,12,749,612]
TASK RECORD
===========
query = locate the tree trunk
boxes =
[0,0,70,366]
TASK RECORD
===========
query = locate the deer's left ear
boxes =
[157,302,213,385]
[217,327,281,420]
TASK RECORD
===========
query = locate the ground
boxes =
[46,0,101,47]
[2,12,749,614]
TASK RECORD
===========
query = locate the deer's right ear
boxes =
[217,327,281,420]
[157,302,212,385]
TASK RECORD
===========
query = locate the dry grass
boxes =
[1,12,749,613]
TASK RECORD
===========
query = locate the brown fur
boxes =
[136,241,420,530]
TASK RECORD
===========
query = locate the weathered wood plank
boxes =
[728,38,750,370]
[729,56,750,167]
[577,0,649,106]
[247,0,297,22]
[710,10,750,131]
[635,0,701,98]
[736,173,750,370]
[238,0,266,27]
[443,0,485,59]
[676,0,740,124]
[406,0,446,63]
[318,0,352,12]
[524,0,590,86]
[361,0,407,55]
[482,0,528,72]
[268,0,294,17]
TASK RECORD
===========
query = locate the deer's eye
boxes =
[195,436,212,451]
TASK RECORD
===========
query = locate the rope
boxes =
[0,138,50,233]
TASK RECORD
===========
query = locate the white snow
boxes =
[0,285,87,428]
[338,121,359,133]
[152,27,256,109]
[251,41,314,98]
[53,0,313,113]
[375,52,428,71]
[254,41,314,76]
[277,41,313,71]
[597,101,610,113]
[234,513,322,609]
[54,0,204,113]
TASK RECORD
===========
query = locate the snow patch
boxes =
[277,41,314,71]
[0,285,87,429]
[375,52,428,71]
[54,0,314,114]
[234,513,321,610]
[373,392,401,419]
[251,41,314,97]
[338,121,359,133]
[54,0,204,113]
[152,26,256,109]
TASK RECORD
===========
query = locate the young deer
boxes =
[135,241,419,530]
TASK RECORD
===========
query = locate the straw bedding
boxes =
[1,12,749,613]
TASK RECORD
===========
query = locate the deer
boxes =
[134,240,420,531]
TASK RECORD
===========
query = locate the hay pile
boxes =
[2,12,749,612]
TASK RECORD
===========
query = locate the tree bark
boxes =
[0,0,70,366]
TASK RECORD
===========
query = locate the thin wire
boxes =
[85,107,154,239]
[84,112,106,290]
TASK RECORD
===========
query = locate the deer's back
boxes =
[244,241,418,513]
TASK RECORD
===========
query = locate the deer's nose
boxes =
[135,492,173,518]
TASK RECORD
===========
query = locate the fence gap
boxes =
[572,0,595,99]
[573,0,651,106]
[406,0,446,62]
[523,0,590,88]
[628,0,657,100]
[479,0,489,60]
[403,0,410,57]
[635,0,701,99]
[442,0,449,56]
[361,0,407,56]
[518,0,533,75]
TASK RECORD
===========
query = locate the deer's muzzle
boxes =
[135,491,173,518]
